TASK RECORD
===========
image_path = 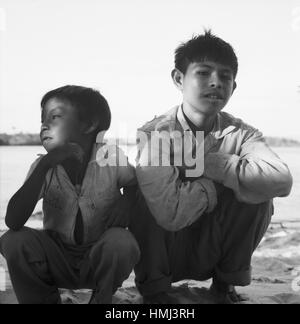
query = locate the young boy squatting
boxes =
[0,85,140,304]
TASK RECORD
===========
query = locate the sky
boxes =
[0,0,300,140]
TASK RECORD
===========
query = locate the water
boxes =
[269,147,300,223]
[0,146,46,229]
[0,146,299,230]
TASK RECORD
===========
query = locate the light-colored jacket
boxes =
[26,143,136,245]
[136,105,293,232]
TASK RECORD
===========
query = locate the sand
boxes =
[1,223,300,304]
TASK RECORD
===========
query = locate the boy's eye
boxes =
[52,115,61,120]
[220,72,233,81]
[197,70,210,76]
[222,74,232,80]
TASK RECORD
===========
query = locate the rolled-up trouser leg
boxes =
[0,227,79,304]
[212,189,273,286]
[88,227,140,304]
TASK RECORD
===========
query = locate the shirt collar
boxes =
[177,104,192,132]
[177,104,236,139]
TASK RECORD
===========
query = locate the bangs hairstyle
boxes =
[175,30,238,78]
[41,85,111,138]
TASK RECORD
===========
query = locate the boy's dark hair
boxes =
[175,30,238,78]
[41,85,111,138]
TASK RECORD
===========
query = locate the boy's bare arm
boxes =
[5,158,50,230]
[5,143,84,231]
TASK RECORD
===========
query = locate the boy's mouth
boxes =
[202,92,224,100]
[41,136,53,143]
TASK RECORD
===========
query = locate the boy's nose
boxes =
[209,73,222,89]
[40,124,49,132]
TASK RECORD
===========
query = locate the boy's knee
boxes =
[92,228,140,264]
[116,230,140,263]
[221,189,273,218]
[0,227,37,259]
[244,199,273,221]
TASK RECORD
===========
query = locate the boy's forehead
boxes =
[190,60,233,73]
[42,97,75,113]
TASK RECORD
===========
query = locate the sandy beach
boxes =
[1,222,300,304]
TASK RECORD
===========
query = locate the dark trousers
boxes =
[0,227,140,304]
[129,188,273,297]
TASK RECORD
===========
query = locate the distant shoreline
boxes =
[0,144,43,146]
[1,133,300,147]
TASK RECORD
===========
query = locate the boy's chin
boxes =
[196,99,226,114]
[196,105,223,116]
[42,141,64,153]
[43,144,54,153]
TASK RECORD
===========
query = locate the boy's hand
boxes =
[42,143,84,169]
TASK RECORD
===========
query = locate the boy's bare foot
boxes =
[209,279,248,304]
[143,292,178,304]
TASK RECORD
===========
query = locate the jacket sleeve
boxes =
[204,129,293,204]
[136,131,217,231]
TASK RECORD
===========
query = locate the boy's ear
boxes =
[83,120,99,135]
[171,69,184,90]
[232,81,237,94]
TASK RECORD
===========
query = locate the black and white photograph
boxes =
[0,0,300,306]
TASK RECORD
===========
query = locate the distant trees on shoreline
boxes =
[264,137,300,147]
[0,133,300,147]
[0,133,40,146]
